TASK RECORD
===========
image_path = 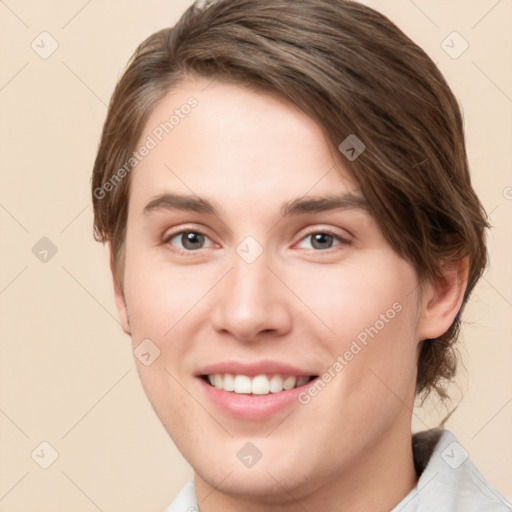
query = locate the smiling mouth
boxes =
[201,374,317,395]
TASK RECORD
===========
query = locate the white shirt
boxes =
[165,429,511,512]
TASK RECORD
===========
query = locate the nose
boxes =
[210,251,293,342]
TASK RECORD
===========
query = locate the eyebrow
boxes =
[281,193,369,216]
[143,193,218,215]
[142,192,370,217]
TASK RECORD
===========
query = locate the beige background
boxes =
[0,0,511,510]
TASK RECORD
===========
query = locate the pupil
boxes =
[312,233,333,250]
[183,232,204,250]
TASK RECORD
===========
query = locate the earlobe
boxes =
[113,276,131,336]
[109,246,131,336]
[417,257,469,341]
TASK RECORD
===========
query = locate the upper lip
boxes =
[196,360,318,377]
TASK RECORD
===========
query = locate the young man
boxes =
[91,0,510,510]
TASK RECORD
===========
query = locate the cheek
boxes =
[123,251,204,341]
[293,253,420,404]
[288,252,418,344]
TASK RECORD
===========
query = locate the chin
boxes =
[200,468,310,503]
[193,445,320,501]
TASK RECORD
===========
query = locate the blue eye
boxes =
[166,231,212,251]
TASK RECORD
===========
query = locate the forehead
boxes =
[129,77,361,213]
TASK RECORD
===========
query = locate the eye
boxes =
[164,230,214,252]
[296,230,349,251]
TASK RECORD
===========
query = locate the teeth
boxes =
[269,375,284,393]
[223,373,235,392]
[234,375,252,394]
[283,376,296,390]
[251,375,270,395]
[213,374,223,389]
[296,376,309,387]
[206,374,312,394]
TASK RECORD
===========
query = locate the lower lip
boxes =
[198,378,312,420]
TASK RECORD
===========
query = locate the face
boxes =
[115,77,433,501]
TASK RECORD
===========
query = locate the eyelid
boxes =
[162,222,210,240]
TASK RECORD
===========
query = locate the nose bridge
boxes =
[211,244,291,340]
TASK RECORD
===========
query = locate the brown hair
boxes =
[91,0,489,400]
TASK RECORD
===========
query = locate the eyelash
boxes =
[162,228,351,255]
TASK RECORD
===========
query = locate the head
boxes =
[91,0,488,502]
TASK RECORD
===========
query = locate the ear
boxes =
[417,257,469,341]
[109,245,131,336]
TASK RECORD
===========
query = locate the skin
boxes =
[112,77,467,511]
